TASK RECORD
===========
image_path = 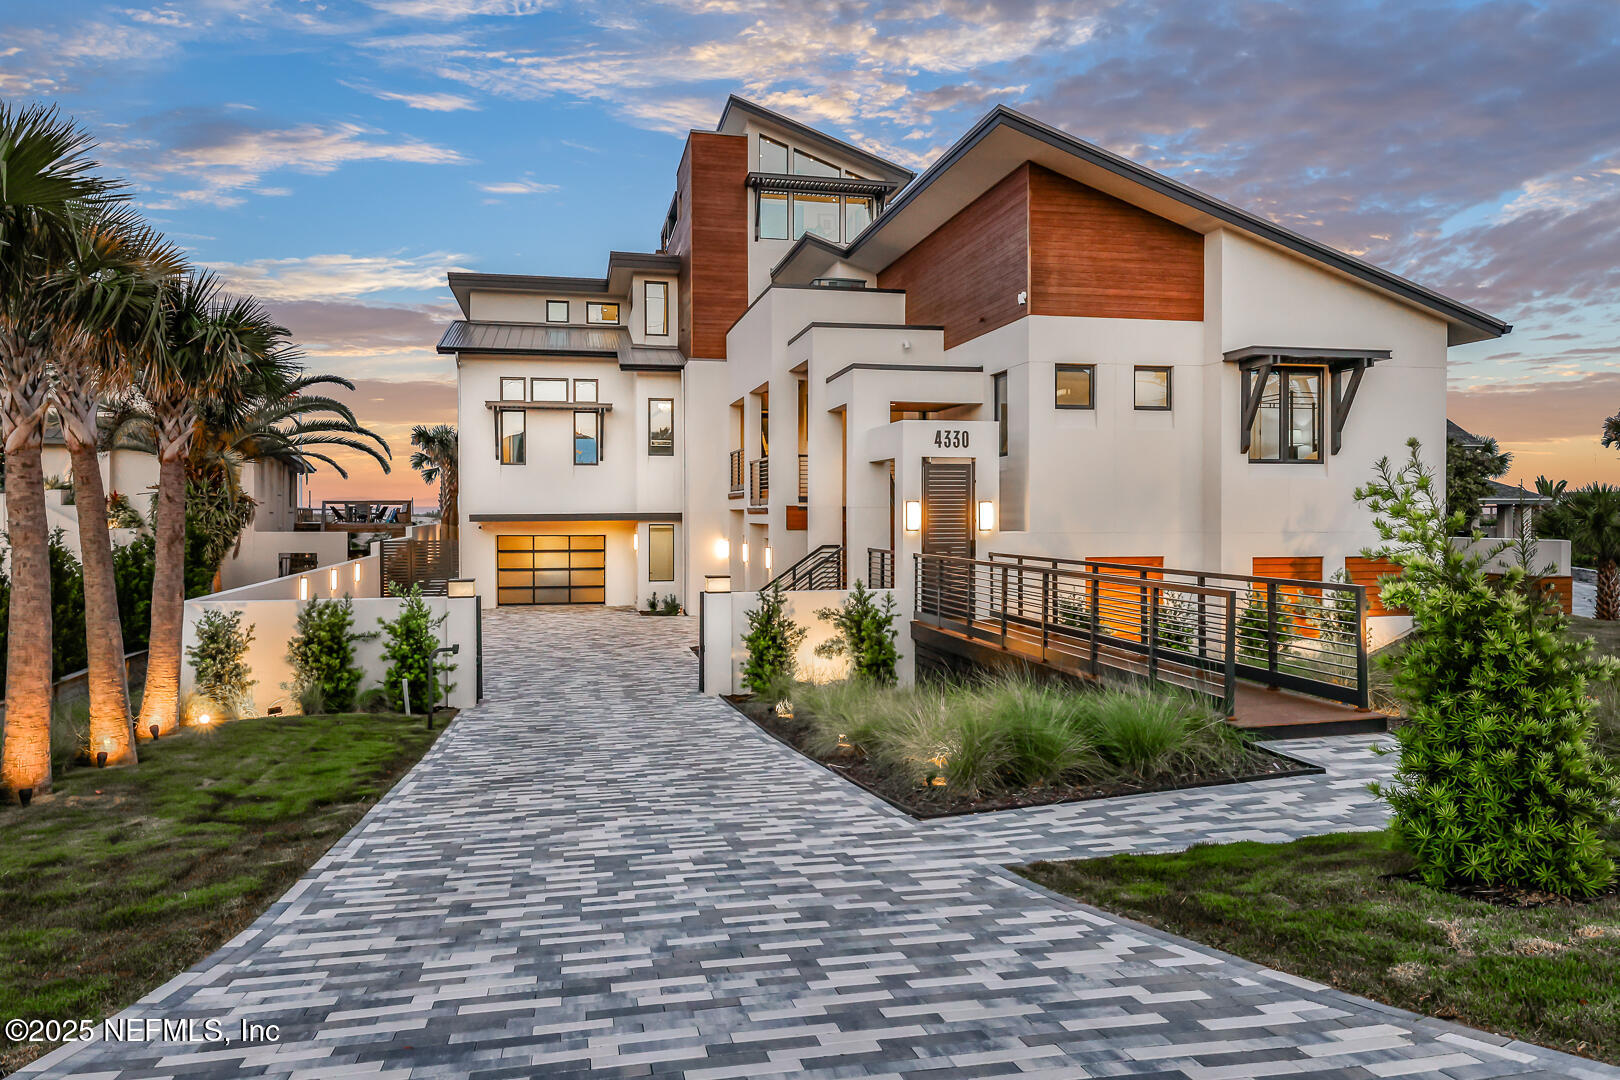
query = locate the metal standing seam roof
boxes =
[437,321,687,368]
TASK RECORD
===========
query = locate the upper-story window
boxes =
[1054,364,1095,409]
[643,281,668,337]
[648,398,674,457]
[1134,366,1172,411]
[574,379,598,403]
[759,135,789,173]
[574,411,600,465]
[1248,366,1323,463]
[993,373,1008,457]
[792,149,840,178]
[499,409,525,465]
[586,302,619,324]
[844,197,874,238]
[546,299,569,323]
[758,192,789,240]
[531,377,567,402]
[792,194,840,242]
[500,377,526,401]
[759,192,878,243]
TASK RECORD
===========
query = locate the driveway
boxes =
[20,607,1615,1079]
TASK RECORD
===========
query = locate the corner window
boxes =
[1134,366,1172,411]
[759,135,788,173]
[648,398,674,457]
[643,281,668,337]
[792,148,839,177]
[791,193,840,241]
[499,377,526,402]
[499,409,525,464]
[546,299,569,323]
[574,410,600,465]
[586,302,619,324]
[1054,364,1094,409]
[573,379,598,403]
[1248,366,1323,463]
[992,372,1008,457]
[531,377,567,402]
[757,191,789,240]
[648,523,675,582]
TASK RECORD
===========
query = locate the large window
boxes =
[499,409,525,464]
[758,191,789,239]
[844,196,874,239]
[759,135,788,173]
[546,299,569,323]
[648,398,674,456]
[792,193,840,241]
[586,302,619,324]
[643,281,668,336]
[1134,366,1172,411]
[648,523,674,582]
[792,148,840,177]
[531,377,567,402]
[500,377,526,401]
[1248,367,1323,462]
[574,410,600,465]
[993,372,1008,457]
[1054,364,1095,409]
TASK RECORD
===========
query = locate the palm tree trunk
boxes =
[66,437,137,766]
[1,440,55,799]
[138,452,186,736]
[1598,559,1620,621]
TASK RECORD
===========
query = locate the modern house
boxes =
[444,95,1512,633]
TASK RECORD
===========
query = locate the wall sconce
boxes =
[977,500,996,532]
[632,531,638,552]
[741,540,750,564]
[764,546,773,571]
[904,500,921,532]
[447,578,476,599]
[329,567,339,591]
[353,562,362,585]
[714,537,730,560]
[298,576,309,601]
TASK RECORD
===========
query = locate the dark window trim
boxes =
[1133,365,1174,412]
[498,408,526,465]
[573,378,598,403]
[545,299,569,323]
[574,409,601,466]
[992,372,1008,458]
[531,376,568,402]
[1054,363,1096,410]
[643,280,670,337]
[499,376,527,402]
[586,301,620,325]
[1245,364,1325,465]
[756,190,790,241]
[647,522,675,582]
[648,397,675,457]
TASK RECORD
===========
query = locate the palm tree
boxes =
[1567,484,1620,620]
[48,208,185,767]
[130,275,290,736]
[0,103,125,800]
[409,424,457,530]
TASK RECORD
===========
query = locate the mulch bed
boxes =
[725,695,1321,819]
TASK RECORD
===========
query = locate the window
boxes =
[757,191,789,239]
[574,410,600,465]
[1054,364,1094,409]
[586,302,619,324]
[792,148,839,177]
[1134,366,1172,411]
[573,379,597,403]
[648,398,674,456]
[531,377,567,402]
[546,299,569,323]
[792,193,840,241]
[498,409,525,464]
[500,377,526,402]
[993,373,1008,457]
[1248,366,1323,463]
[844,196,874,239]
[759,135,788,173]
[648,523,674,582]
[643,281,668,337]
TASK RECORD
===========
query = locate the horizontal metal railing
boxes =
[728,449,744,495]
[989,552,1369,707]
[916,552,1237,714]
[867,548,894,589]
[749,458,769,508]
[768,544,844,591]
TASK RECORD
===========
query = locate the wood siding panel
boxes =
[1251,556,1325,582]
[1090,555,1163,643]
[1486,573,1574,616]
[1027,164,1203,322]
[674,132,748,360]
[784,505,807,531]
[877,164,1030,349]
[1345,556,1405,617]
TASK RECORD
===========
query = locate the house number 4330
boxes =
[933,429,970,449]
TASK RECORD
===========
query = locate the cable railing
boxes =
[867,548,894,589]
[768,544,844,591]
[916,552,1237,713]
[989,553,1369,707]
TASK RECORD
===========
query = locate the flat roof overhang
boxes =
[471,512,682,523]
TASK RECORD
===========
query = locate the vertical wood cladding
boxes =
[1344,556,1406,617]
[1251,556,1325,582]
[671,132,748,360]
[1028,164,1203,322]
[877,164,1031,349]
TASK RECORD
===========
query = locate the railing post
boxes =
[1355,586,1370,708]
[1223,591,1238,717]
[1147,584,1160,688]
[1266,581,1280,676]
[1040,570,1050,662]
[1088,575,1100,676]
[999,564,1009,647]
[1196,575,1208,663]
[1139,568,1149,643]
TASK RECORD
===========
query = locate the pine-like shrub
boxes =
[286,597,371,712]
[1357,438,1620,896]
[741,584,806,698]
[814,580,900,684]
[377,586,455,714]
[186,609,256,717]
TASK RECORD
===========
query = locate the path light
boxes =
[977,500,996,532]
[197,713,211,725]
[96,738,110,768]
[904,500,921,532]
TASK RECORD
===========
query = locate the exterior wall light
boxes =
[764,546,773,570]
[632,531,638,552]
[742,540,750,564]
[353,562,362,585]
[904,499,922,532]
[329,567,339,591]
[714,537,730,560]
[447,578,477,599]
[298,576,309,601]
[977,500,996,532]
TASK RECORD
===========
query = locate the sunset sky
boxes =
[4,0,1617,502]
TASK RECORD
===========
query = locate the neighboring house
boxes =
[1445,419,1552,540]
[443,96,1512,616]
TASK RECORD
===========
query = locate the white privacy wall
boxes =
[700,587,900,696]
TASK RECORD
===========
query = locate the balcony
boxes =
[299,499,413,535]
[729,449,744,497]
[749,458,768,508]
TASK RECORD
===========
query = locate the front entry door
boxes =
[920,460,975,624]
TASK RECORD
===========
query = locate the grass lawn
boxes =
[1019,831,1620,1065]
[0,713,440,1075]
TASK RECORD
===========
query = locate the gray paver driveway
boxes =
[20,607,1618,1079]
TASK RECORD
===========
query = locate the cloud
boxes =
[475,178,559,194]
[303,378,460,502]
[362,0,551,19]
[208,251,470,302]
[349,84,482,111]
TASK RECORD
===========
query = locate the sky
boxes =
[3,0,1618,502]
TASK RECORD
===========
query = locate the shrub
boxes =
[186,609,256,717]
[377,586,455,714]
[977,677,1094,788]
[355,686,394,715]
[741,584,806,698]
[814,580,900,684]
[285,597,371,712]
[1084,688,1233,779]
[661,594,680,616]
[1357,438,1620,896]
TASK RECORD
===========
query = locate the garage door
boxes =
[496,534,606,605]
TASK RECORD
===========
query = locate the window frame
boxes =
[643,280,669,337]
[572,379,598,403]
[498,408,526,465]
[992,372,1008,457]
[531,377,567,402]
[647,523,675,582]
[546,299,569,323]
[1246,364,1326,465]
[758,135,789,173]
[499,376,526,402]
[647,397,675,457]
[1053,364,1096,410]
[1133,365,1173,412]
[586,301,620,325]
[573,410,600,466]
[757,191,789,240]
[790,192,841,242]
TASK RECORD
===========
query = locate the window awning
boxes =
[745,172,901,198]
[1227,347,1388,457]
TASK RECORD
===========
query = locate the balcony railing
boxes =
[798,453,808,504]
[301,499,413,534]
[768,544,844,591]
[729,449,744,496]
[867,548,894,589]
[749,458,769,507]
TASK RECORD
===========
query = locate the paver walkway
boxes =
[20,608,1617,1079]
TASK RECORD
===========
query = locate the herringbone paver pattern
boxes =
[19,608,1616,1078]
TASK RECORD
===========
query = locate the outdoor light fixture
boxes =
[329,567,339,591]
[353,562,362,584]
[96,751,108,768]
[741,540,750,564]
[298,576,309,601]
[714,538,730,560]
[632,532,638,552]
[764,546,773,570]
[904,499,922,532]
[977,500,996,532]
[149,724,160,740]
[447,578,476,599]
[197,713,211,725]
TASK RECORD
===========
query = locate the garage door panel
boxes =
[571,569,605,587]
[495,533,609,605]
[571,587,605,603]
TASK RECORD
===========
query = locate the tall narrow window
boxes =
[1054,364,1095,409]
[648,398,674,456]
[499,409,525,465]
[586,302,619,324]
[644,281,668,336]
[648,523,675,582]
[546,299,569,322]
[573,379,597,403]
[792,193,840,241]
[500,377,526,402]
[574,410,600,465]
[757,191,789,239]
[759,135,788,173]
[993,373,1008,457]
[1134,366,1172,411]
[1248,366,1323,462]
[531,377,567,402]
[843,196,874,239]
